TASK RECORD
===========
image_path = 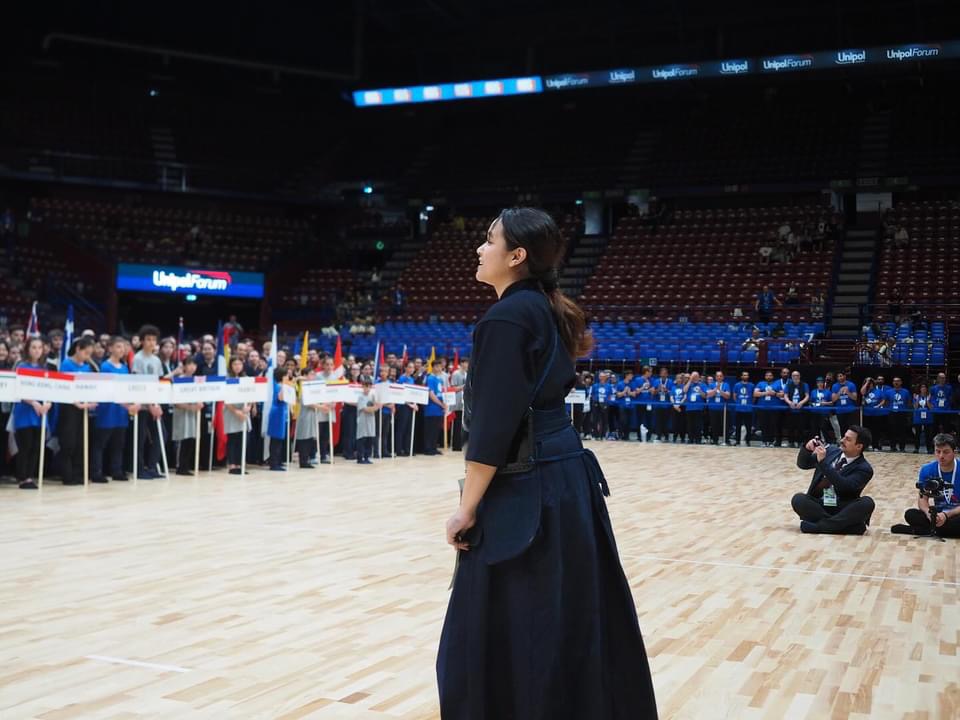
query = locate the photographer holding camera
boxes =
[891,433,960,537]
[791,426,875,534]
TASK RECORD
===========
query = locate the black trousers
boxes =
[269,438,285,468]
[865,415,888,450]
[227,432,244,466]
[757,409,776,444]
[685,408,703,443]
[58,404,85,484]
[933,412,956,436]
[786,411,807,445]
[395,407,413,455]
[888,413,911,451]
[791,493,876,534]
[423,415,442,454]
[138,409,161,475]
[837,410,856,437]
[656,406,672,439]
[572,405,586,435]
[357,436,374,461]
[93,426,126,480]
[773,410,786,445]
[708,410,726,443]
[903,508,960,537]
[295,437,316,468]
[733,412,753,445]
[318,420,330,459]
[177,438,196,472]
[340,406,357,459]
[247,412,264,465]
[591,405,608,438]
[379,413,395,456]
[914,424,934,453]
[15,426,41,481]
[671,407,686,441]
[0,411,11,477]
[451,410,464,451]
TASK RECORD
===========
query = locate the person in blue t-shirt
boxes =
[782,370,810,448]
[772,367,791,447]
[831,372,859,435]
[706,370,731,445]
[888,376,913,452]
[892,432,960,536]
[860,376,890,452]
[670,373,687,443]
[267,367,290,470]
[755,285,781,324]
[634,366,654,443]
[683,371,708,444]
[653,367,673,442]
[592,371,613,441]
[930,372,955,436]
[11,336,52,489]
[394,361,418,456]
[422,364,446,455]
[807,376,834,442]
[92,336,140,483]
[732,371,755,446]
[913,383,935,454]
[615,370,636,441]
[753,369,779,447]
[58,336,98,486]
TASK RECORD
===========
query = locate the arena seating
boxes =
[30,197,309,271]
[862,320,947,367]
[875,200,960,318]
[278,268,357,309]
[393,214,582,320]
[581,203,836,320]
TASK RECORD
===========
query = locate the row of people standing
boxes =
[571,366,956,453]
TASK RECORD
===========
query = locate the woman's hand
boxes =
[446,507,476,551]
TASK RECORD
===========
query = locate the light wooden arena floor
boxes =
[2,442,958,720]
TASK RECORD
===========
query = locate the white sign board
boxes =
[0,372,16,402]
[119,377,172,405]
[565,389,587,405]
[222,378,270,404]
[15,373,74,403]
[404,384,430,405]
[300,380,328,406]
[324,383,363,404]
[443,391,457,408]
[375,382,408,405]
[171,379,226,403]
[281,383,297,406]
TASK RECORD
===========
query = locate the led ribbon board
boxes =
[116,264,265,299]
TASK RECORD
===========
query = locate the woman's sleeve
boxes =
[465,319,537,468]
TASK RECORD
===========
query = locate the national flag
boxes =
[401,344,408,367]
[452,348,459,372]
[426,346,436,373]
[61,304,74,365]
[213,320,227,461]
[176,316,185,367]
[379,342,386,370]
[261,324,278,439]
[299,331,309,371]
[372,340,381,378]
[26,301,40,338]
[331,335,344,445]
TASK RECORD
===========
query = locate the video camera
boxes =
[917,476,944,499]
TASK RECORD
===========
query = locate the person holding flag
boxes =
[211,321,229,470]
[449,352,468,452]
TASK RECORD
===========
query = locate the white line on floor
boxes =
[85,655,192,673]
[621,553,960,588]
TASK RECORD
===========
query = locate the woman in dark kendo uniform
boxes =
[437,208,657,719]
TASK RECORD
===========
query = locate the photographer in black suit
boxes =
[791,425,875,535]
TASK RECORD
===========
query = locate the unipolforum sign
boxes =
[116,264,265,298]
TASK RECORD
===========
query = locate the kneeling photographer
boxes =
[791,426,875,535]
[891,433,960,537]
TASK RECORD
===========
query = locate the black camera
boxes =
[917,477,944,499]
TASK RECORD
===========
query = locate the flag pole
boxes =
[378,411,383,459]
[38,412,47,489]
[83,407,90,487]
[207,411,214,471]
[410,407,416,457]
[157,416,170,480]
[391,409,395,459]
[328,408,335,466]
[240,407,247,477]
[132,410,139,484]
[317,416,323,474]
[194,408,202,475]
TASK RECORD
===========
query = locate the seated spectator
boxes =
[891,434,960,536]
[894,225,910,249]
[791,426,875,535]
[741,327,763,351]
[810,291,825,319]
[784,286,800,306]
[758,244,773,265]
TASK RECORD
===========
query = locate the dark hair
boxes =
[182,355,197,367]
[138,325,160,340]
[110,335,126,347]
[273,367,286,383]
[497,207,592,359]
[934,433,957,450]
[848,424,872,449]
[72,336,96,353]
[229,356,245,377]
